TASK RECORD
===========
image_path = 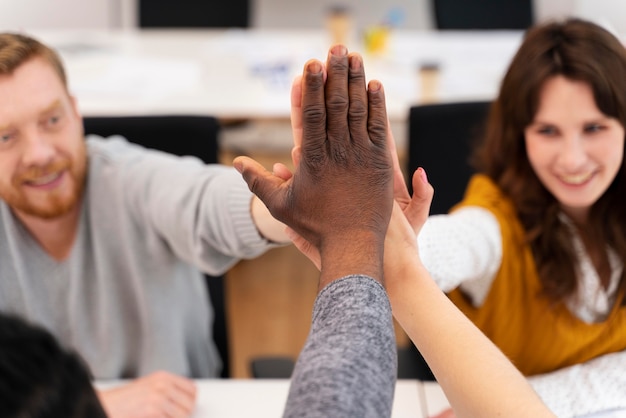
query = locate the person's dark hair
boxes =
[0,313,107,418]
[473,18,626,304]
[0,32,67,88]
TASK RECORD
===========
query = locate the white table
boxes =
[96,378,626,417]
[96,379,451,418]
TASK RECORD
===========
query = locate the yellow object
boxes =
[448,174,626,376]
[364,25,390,55]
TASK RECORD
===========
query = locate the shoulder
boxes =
[86,135,157,163]
[85,134,208,173]
[454,174,517,220]
[453,175,527,250]
[463,174,506,203]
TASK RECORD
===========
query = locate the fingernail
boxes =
[307,61,322,74]
[349,55,362,70]
[306,61,322,74]
[418,167,428,184]
[369,80,381,92]
[233,159,243,173]
[331,44,348,57]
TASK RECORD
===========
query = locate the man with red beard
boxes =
[0,33,288,417]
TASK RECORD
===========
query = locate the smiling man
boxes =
[0,56,87,259]
[0,33,289,418]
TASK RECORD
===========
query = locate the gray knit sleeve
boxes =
[283,275,397,418]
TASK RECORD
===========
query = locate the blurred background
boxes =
[1,0,625,33]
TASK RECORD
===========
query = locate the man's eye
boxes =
[0,133,14,143]
[41,114,62,129]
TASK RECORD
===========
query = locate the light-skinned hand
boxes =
[97,370,197,418]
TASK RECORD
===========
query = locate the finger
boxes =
[164,396,194,418]
[405,167,434,234]
[324,45,350,150]
[367,79,388,148]
[166,380,197,418]
[347,53,368,146]
[152,373,195,418]
[170,375,197,400]
[291,145,302,167]
[233,156,286,211]
[272,162,293,181]
[387,118,411,205]
[290,75,303,149]
[301,59,326,160]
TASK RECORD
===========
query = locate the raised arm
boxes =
[287,65,554,416]
[235,45,396,417]
[384,167,555,418]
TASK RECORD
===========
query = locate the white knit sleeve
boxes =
[528,350,626,416]
[417,206,502,306]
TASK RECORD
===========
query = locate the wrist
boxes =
[319,233,384,291]
[250,196,290,244]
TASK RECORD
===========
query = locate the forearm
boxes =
[528,350,626,416]
[387,252,554,418]
[284,275,396,418]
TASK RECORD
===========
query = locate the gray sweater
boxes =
[0,136,273,379]
[285,275,397,418]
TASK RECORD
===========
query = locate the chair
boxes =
[83,115,230,378]
[403,101,491,381]
[407,101,491,215]
[250,356,295,379]
[248,350,435,380]
[397,344,435,380]
[138,0,250,28]
[432,0,533,30]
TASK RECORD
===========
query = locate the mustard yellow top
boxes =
[447,174,626,376]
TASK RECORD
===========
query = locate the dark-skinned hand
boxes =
[234,45,392,289]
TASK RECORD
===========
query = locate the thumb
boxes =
[404,167,434,234]
[233,156,286,210]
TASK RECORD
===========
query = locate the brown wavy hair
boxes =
[472,18,626,304]
[0,32,67,88]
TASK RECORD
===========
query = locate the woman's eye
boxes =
[584,124,604,133]
[537,126,556,136]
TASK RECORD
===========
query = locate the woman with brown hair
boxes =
[393,18,626,417]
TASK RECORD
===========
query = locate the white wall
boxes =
[572,0,626,35]
[0,0,115,30]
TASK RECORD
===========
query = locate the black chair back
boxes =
[403,101,491,381]
[433,0,533,30]
[83,115,230,378]
[408,101,491,215]
[139,0,250,28]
